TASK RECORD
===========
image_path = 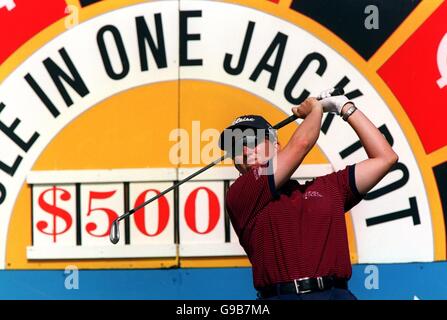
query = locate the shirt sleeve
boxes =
[225,167,276,234]
[335,164,364,212]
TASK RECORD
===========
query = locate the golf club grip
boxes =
[272,115,298,130]
[273,87,345,130]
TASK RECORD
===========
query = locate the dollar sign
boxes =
[37,186,73,243]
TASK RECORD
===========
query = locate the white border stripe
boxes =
[179,243,246,257]
[26,244,177,259]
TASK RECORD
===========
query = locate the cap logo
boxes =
[232,117,255,125]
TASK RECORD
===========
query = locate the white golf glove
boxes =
[318,88,351,115]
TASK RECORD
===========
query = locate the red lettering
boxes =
[37,186,73,242]
[85,190,118,237]
[134,189,169,237]
[184,187,220,234]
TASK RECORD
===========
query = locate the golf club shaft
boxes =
[116,155,227,222]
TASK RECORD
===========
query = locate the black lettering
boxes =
[433,162,447,236]
[249,32,287,90]
[136,14,167,71]
[179,10,202,66]
[223,21,255,76]
[321,76,363,134]
[25,74,60,118]
[284,52,327,105]
[339,124,394,159]
[345,90,363,100]
[321,113,335,135]
[0,183,5,205]
[43,48,90,107]
[0,103,39,152]
[366,197,420,226]
[0,156,22,177]
[97,25,130,80]
[80,0,101,7]
[364,162,409,200]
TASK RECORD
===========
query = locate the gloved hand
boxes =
[317,88,351,115]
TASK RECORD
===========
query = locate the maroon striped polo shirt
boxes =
[225,164,363,289]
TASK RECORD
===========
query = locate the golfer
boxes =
[219,93,398,300]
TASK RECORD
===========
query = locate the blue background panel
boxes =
[0,263,446,300]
